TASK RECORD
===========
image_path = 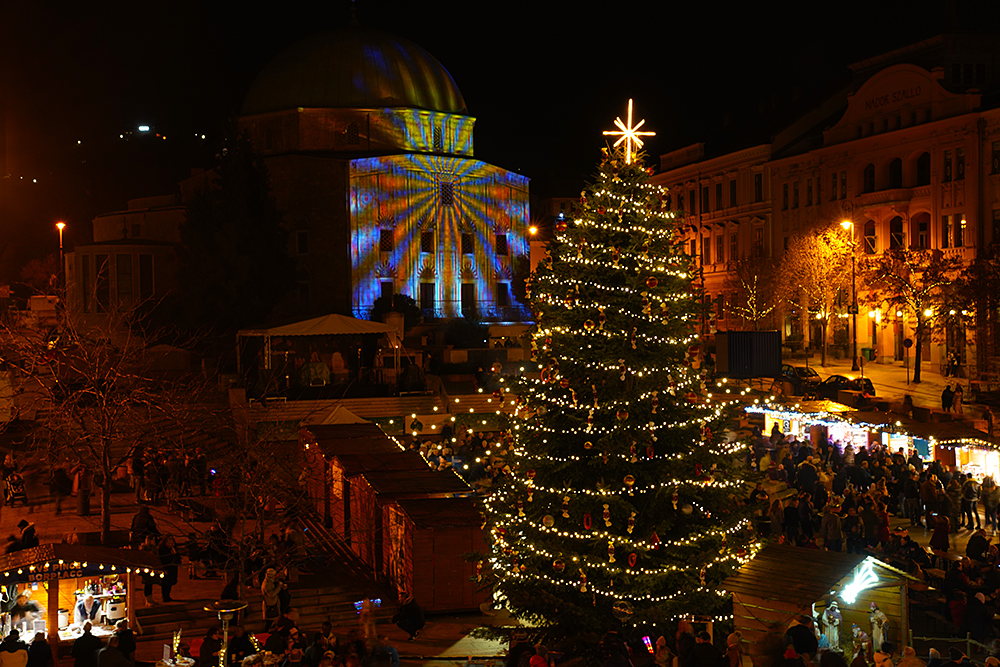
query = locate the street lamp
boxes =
[840,201,860,372]
[56,222,66,306]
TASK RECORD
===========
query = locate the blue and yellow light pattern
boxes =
[349,153,530,319]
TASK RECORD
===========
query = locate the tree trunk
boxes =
[913,318,924,384]
[821,318,829,367]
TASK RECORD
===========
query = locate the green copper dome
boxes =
[242,28,467,115]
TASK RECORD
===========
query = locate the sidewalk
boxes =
[804,355,983,418]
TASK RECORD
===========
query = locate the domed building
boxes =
[238,26,530,321]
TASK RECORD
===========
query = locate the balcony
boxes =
[941,246,976,263]
[858,187,914,208]
[420,300,533,323]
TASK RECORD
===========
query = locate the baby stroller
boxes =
[4,474,27,507]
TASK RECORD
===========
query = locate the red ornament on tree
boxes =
[583,513,592,530]
[617,409,629,421]
[555,220,567,233]
[646,276,658,289]
[628,553,638,568]
[650,532,661,550]
[559,377,570,389]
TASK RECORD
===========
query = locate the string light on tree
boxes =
[476,115,758,651]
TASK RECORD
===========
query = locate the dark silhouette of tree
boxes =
[369,293,422,331]
[177,131,295,337]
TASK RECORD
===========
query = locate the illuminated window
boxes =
[957,214,966,247]
[716,235,724,264]
[440,181,454,206]
[943,151,953,183]
[433,127,443,152]
[702,237,711,265]
[864,221,877,254]
[889,216,904,249]
[345,123,360,145]
[379,229,394,252]
[912,212,929,249]
[495,234,509,256]
[956,148,965,180]
[461,233,474,255]
[420,231,435,254]
[296,231,309,255]
[754,173,763,203]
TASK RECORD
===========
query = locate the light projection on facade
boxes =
[350,153,530,321]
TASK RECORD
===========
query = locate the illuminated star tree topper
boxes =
[603,98,655,164]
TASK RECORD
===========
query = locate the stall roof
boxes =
[837,410,998,448]
[307,424,472,500]
[396,497,483,529]
[0,544,163,583]
[724,544,875,604]
[238,314,397,338]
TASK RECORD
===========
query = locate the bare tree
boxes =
[775,224,852,366]
[0,309,217,543]
[725,251,778,330]
[860,248,962,383]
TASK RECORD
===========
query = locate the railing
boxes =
[420,300,533,323]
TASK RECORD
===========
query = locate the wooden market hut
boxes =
[300,423,473,589]
[723,545,912,664]
[0,544,162,664]
[389,497,486,612]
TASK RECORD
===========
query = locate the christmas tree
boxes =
[480,107,759,648]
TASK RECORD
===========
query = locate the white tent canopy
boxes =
[237,314,400,375]
[238,313,398,338]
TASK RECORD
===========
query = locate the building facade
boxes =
[653,33,1000,374]
[238,27,531,323]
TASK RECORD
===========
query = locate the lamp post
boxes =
[56,222,66,314]
[840,201,860,372]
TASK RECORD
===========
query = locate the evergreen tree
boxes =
[480,148,758,649]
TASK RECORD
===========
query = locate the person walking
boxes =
[954,384,964,415]
[982,477,999,533]
[961,474,981,530]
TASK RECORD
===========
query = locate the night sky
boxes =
[1,0,998,275]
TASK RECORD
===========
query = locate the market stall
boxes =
[724,544,913,665]
[0,544,162,664]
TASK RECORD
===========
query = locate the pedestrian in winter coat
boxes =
[942,386,955,412]
[819,506,844,552]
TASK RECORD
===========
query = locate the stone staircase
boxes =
[134,573,394,645]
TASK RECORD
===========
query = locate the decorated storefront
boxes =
[0,544,162,663]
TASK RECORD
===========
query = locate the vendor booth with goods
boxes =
[724,544,913,665]
[0,544,162,662]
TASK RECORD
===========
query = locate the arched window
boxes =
[889,216,904,249]
[863,164,876,193]
[864,220,877,254]
[916,152,931,186]
[911,212,930,249]
[888,158,902,189]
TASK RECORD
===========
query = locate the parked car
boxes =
[770,364,822,397]
[817,374,875,401]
